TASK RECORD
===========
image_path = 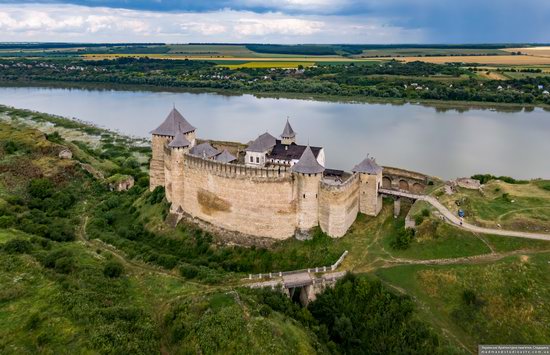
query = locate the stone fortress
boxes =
[150,107,428,241]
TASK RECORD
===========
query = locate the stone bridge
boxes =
[380,167,432,217]
[382,166,431,195]
[248,271,346,306]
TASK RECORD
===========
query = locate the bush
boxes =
[180,264,199,279]
[391,228,415,250]
[0,215,16,228]
[103,260,124,278]
[3,239,33,254]
[28,178,55,199]
[147,186,165,205]
[46,131,63,143]
[54,256,75,274]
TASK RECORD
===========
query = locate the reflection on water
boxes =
[1,86,549,179]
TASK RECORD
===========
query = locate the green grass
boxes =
[223,61,315,69]
[437,180,550,232]
[377,252,550,352]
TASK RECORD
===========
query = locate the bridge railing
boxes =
[245,250,348,281]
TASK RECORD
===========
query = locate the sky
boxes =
[0,0,549,44]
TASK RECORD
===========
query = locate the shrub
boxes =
[0,215,15,228]
[103,260,124,278]
[180,264,199,279]
[391,228,416,250]
[28,178,55,199]
[45,131,63,143]
[3,239,33,254]
[54,256,75,274]
[147,186,165,205]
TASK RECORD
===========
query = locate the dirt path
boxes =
[424,196,550,241]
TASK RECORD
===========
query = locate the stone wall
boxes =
[295,173,322,232]
[149,134,172,191]
[319,174,360,237]
[180,154,297,239]
[359,172,383,216]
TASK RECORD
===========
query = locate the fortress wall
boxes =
[180,154,297,239]
[149,135,172,191]
[163,145,173,202]
[319,174,360,238]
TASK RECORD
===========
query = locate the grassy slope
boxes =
[2,106,550,353]
[377,252,550,351]
[437,180,550,232]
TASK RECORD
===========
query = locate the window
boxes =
[303,194,306,199]
[250,156,253,163]
[256,157,260,163]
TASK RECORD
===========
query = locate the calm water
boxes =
[1,86,549,179]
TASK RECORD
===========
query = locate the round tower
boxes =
[168,129,191,213]
[292,146,324,234]
[149,107,196,191]
[352,155,383,216]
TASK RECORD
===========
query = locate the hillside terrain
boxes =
[1,106,550,353]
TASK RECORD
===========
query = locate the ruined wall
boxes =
[180,154,297,239]
[149,135,172,191]
[319,174,360,238]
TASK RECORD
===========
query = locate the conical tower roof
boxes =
[281,118,296,138]
[150,107,196,136]
[216,149,237,163]
[168,130,191,148]
[292,145,325,174]
[352,155,382,174]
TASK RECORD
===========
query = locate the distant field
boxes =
[395,55,550,65]
[356,48,508,57]
[504,46,550,57]
[166,44,258,57]
[222,61,316,69]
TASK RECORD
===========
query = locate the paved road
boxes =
[379,188,550,241]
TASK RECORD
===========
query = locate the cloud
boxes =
[0,4,425,43]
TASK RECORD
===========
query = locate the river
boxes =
[1,85,549,179]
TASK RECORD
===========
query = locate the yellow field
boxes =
[503,46,550,57]
[223,61,316,69]
[393,55,550,65]
[81,53,380,63]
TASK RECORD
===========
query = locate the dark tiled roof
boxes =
[268,141,321,162]
[190,142,219,158]
[215,149,237,163]
[281,119,296,138]
[245,132,277,152]
[324,169,345,177]
[150,108,196,136]
[168,131,191,148]
[352,156,382,174]
[292,146,325,174]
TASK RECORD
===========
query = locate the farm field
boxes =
[223,61,316,69]
[394,55,550,65]
[355,48,508,57]
[503,46,550,57]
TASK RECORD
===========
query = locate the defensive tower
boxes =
[280,118,296,145]
[292,146,324,234]
[353,155,383,216]
[149,107,196,191]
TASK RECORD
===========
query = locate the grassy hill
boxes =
[1,105,550,353]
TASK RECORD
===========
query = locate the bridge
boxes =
[248,271,347,305]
